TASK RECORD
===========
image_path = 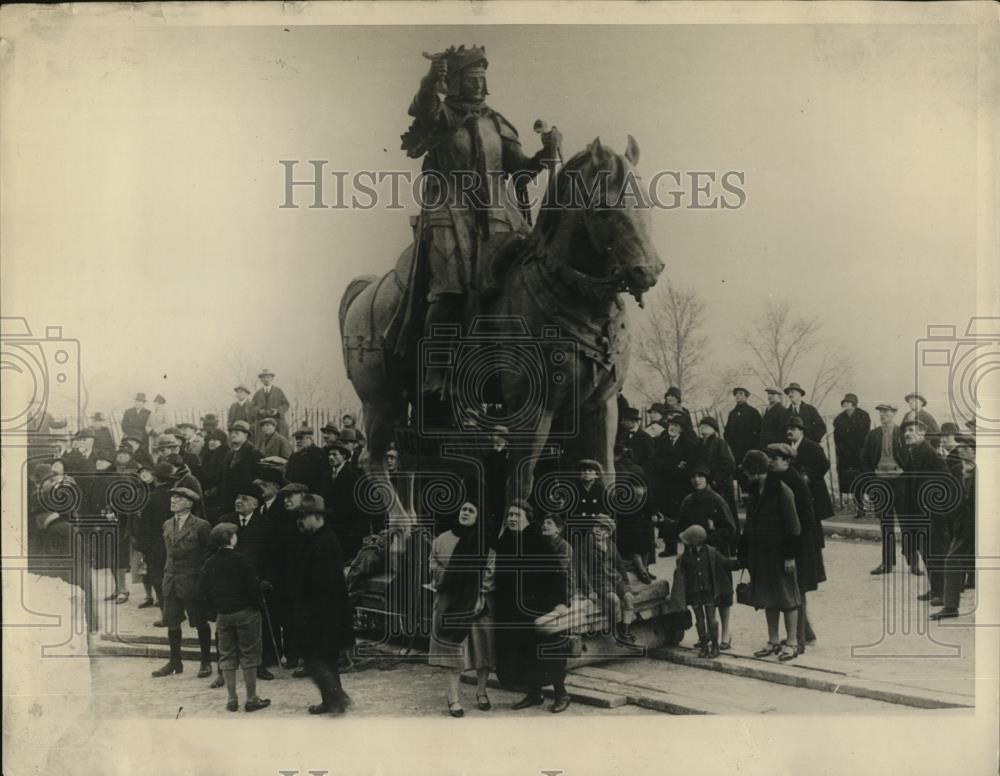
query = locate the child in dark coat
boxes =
[669,524,738,658]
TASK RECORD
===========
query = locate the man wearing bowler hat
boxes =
[616,406,654,469]
[122,393,152,449]
[287,428,327,493]
[256,411,293,459]
[251,369,290,437]
[221,421,263,517]
[861,403,912,575]
[833,393,871,516]
[784,383,826,443]
[228,385,256,430]
[293,494,355,714]
[724,387,762,493]
[759,387,790,447]
[901,392,939,445]
[151,486,214,678]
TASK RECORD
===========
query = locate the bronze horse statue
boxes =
[340,136,664,503]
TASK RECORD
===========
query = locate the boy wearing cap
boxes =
[587,515,636,644]
[198,523,270,712]
[151,487,213,678]
[228,385,256,429]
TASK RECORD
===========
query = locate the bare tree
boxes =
[739,300,852,409]
[630,282,710,404]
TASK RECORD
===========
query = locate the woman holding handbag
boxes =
[738,450,803,661]
[428,501,496,718]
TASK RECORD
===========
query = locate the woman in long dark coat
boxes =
[494,508,573,714]
[738,451,802,661]
[766,444,824,651]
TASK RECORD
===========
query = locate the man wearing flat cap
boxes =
[724,388,762,492]
[256,411,293,459]
[121,393,151,450]
[151,487,213,678]
[251,369,290,437]
[901,419,951,595]
[221,421,263,518]
[759,387,790,447]
[293,494,355,714]
[228,385,256,430]
[784,382,826,444]
[785,416,834,521]
[861,403,911,574]
[832,393,871,516]
[287,428,327,493]
[616,406,654,470]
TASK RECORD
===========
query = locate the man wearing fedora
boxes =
[287,428,327,493]
[901,393,939,444]
[88,412,117,460]
[320,422,341,451]
[292,494,355,714]
[724,387,762,494]
[228,385,256,431]
[122,393,152,450]
[256,411,293,459]
[861,403,912,575]
[322,442,369,561]
[251,369,290,437]
[221,421,263,519]
[151,486,214,678]
[784,383,826,444]
[785,417,834,520]
[760,387,790,447]
[616,406,654,469]
[833,393,871,517]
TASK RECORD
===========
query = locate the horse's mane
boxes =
[533,143,630,242]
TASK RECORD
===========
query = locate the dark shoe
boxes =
[707,623,720,658]
[753,643,780,658]
[512,693,544,710]
[910,566,925,577]
[550,694,571,714]
[308,703,331,715]
[476,693,491,711]
[152,620,168,628]
[658,550,672,558]
[197,663,213,678]
[115,592,130,605]
[256,666,274,681]
[210,673,225,689]
[930,608,959,620]
[292,667,310,678]
[151,661,182,677]
[331,689,352,712]
[447,700,464,718]
[245,697,271,713]
[226,699,239,712]
[917,591,934,601]
[138,598,156,609]
[930,597,944,607]
[719,641,732,651]
[778,643,801,662]
[870,565,891,575]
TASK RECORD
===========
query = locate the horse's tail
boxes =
[339,274,379,336]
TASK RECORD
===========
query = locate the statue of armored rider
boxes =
[399,45,562,400]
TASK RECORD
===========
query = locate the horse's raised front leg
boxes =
[578,395,619,483]
[506,409,555,508]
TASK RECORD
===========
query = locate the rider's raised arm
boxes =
[497,113,561,181]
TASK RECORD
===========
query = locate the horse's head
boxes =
[536,136,665,306]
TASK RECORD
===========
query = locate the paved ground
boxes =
[88,535,975,716]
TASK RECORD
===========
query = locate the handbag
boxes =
[735,570,753,607]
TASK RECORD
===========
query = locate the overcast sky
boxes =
[2,21,982,424]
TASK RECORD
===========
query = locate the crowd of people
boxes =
[24,375,978,715]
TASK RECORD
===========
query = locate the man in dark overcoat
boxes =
[861,403,911,575]
[760,387,790,447]
[832,393,871,515]
[286,428,327,493]
[784,382,827,443]
[321,443,369,562]
[785,417,834,520]
[220,420,262,518]
[724,387,762,492]
[151,487,213,678]
[88,413,117,460]
[228,385,256,432]
[481,424,511,540]
[293,494,355,715]
[901,420,951,597]
[121,393,151,450]
[615,407,654,470]
[251,369,291,437]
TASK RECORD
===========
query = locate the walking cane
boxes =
[261,593,288,678]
